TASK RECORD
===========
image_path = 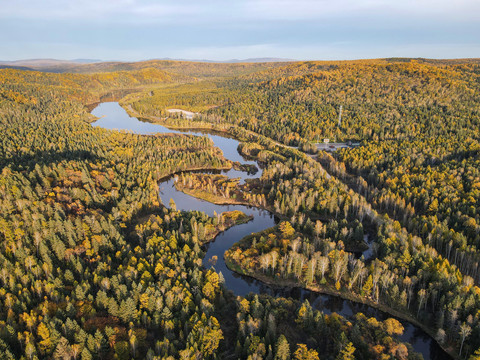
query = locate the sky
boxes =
[0,0,479,61]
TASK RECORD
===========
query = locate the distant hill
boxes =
[0,59,75,67]
[0,57,293,67]
[0,58,102,68]
[383,57,480,65]
[71,59,103,64]
[154,57,296,63]
[0,59,291,78]
[0,58,296,74]
[0,65,34,71]
[224,57,296,63]
[3,57,479,79]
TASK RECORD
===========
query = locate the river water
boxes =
[91,102,450,360]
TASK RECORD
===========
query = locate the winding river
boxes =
[91,102,450,360]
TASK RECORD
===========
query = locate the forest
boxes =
[0,57,480,359]
[121,58,480,358]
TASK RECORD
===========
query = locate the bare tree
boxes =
[459,322,471,357]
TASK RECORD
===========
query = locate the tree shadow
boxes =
[0,149,103,172]
[421,148,479,167]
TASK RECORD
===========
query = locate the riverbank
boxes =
[153,118,453,358]
[124,103,233,133]
[175,176,371,254]
[202,210,253,245]
[91,101,455,360]
[178,186,250,206]
[157,165,234,183]
[123,102,327,176]
[224,256,457,359]
[174,181,286,220]
[173,153,457,360]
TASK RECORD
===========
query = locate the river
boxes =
[91,102,450,360]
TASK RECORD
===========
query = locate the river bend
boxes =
[91,102,449,360]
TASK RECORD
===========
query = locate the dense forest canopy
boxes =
[126,60,480,283]
[0,60,289,79]
[122,58,480,359]
[1,57,480,359]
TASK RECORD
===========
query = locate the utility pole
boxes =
[338,105,343,127]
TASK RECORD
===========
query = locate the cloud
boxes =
[1,0,124,19]
[0,0,478,60]
[3,0,478,22]
[242,0,480,21]
[0,0,195,21]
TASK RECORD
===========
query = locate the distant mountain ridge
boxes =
[0,58,297,75]
[227,57,297,63]
[0,57,295,67]
[153,57,297,63]
[0,58,102,67]
[2,57,479,77]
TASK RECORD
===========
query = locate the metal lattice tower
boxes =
[338,105,343,127]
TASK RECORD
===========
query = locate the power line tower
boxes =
[338,105,343,127]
